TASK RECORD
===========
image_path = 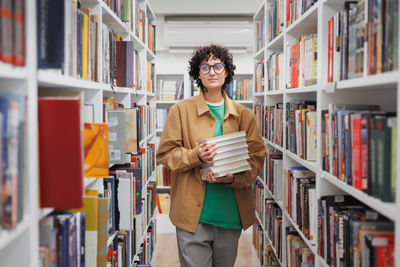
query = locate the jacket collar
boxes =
[195,90,239,119]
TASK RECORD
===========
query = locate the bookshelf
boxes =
[0,0,158,266]
[253,0,400,266]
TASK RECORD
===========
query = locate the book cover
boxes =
[124,109,138,154]
[37,0,65,68]
[84,123,109,178]
[107,110,126,164]
[38,97,84,209]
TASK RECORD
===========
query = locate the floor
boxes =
[155,233,253,267]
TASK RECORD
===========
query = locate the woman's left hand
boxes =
[205,172,233,184]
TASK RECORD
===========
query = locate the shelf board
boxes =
[264,232,283,266]
[266,90,284,96]
[38,208,54,220]
[318,255,330,267]
[254,48,265,59]
[107,231,118,247]
[130,32,146,51]
[38,70,107,91]
[255,211,265,232]
[0,63,29,80]
[146,49,156,60]
[236,100,253,105]
[253,92,265,97]
[256,176,266,187]
[285,84,319,94]
[321,172,397,221]
[254,1,265,20]
[265,186,285,211]
[334,71,399,91]
[103,85,135,94]
[284,150,317,172]
[139,131,156,146]
[146,92,156,98]
[265,140,285,153]
[0,217,31,251]
[146,2,156,20]
[101,2,130,34]
[283,210,317,255]
[156,100,179,106]
[84,177,102,188]
[266,32,284,51]
[286,3,319,36]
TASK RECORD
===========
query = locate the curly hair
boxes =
[188,44,236,93]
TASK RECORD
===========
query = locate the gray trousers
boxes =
[176,223,242,267]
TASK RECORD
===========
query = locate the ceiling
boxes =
[148,0,263,15]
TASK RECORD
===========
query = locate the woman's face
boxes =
[198,56,227,93]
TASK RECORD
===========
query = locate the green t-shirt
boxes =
[198,101,242,229]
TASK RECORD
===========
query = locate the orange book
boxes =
[84,123,109,177]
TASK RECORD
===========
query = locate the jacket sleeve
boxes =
[156,105,202,172]
[229,110,266,189]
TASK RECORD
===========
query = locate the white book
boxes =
[210,160,250,174]
[211,153,250,167]
[213,138,247,149]
[213,147,249,161]
[215,142,248,154]
[308,188,317,246]
[200,162,251,180]
[273,159,283,200]
[203,131,246,144]
[117,176,133,231]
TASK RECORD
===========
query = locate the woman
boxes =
[156,44,266,267]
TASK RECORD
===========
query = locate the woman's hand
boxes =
[197,142,217,164]
[205,172,233,184]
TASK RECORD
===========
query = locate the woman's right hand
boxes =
[197,142,217,164]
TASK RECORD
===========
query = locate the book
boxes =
[37,0,65,68]
[107,110,126,164]
[38,97,84,209]
[84,123,109,178]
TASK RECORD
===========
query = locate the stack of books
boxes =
[200,131,251,180]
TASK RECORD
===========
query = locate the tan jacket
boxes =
[156,91,266,233]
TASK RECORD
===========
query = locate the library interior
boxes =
[0,0,399,266]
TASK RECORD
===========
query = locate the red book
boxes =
[38,97,84,209]
[290,44,297,88]
[115,41,127,87]
[327,17,333,82]
[352,116,362,189]
[0,0,13,64]
[375,234,394,267]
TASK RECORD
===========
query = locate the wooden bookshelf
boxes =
[254,0,400,266]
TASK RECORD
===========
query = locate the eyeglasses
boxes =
[199,63,225,74]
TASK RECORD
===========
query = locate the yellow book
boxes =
[82,11,89,80]
[69,194,99,267]
[97,197,110,267]
[84,123,109,177]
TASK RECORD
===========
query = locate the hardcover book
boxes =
[84,123,109,178]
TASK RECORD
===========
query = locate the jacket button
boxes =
[197,203,201,207]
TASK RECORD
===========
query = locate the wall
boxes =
[148,0,262,15]
[155,15,254,75]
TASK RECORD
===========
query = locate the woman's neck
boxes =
[204,89,223,103]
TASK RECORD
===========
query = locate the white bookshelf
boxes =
[0,0,158,266]
[254,0,400,266]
